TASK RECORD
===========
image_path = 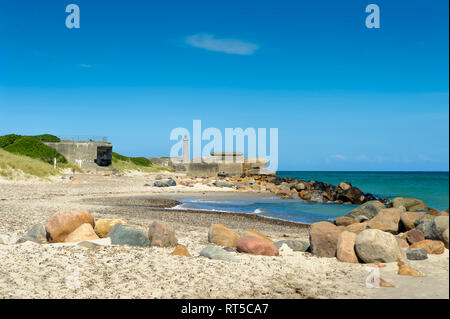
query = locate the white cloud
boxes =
[185,33,259,55]
[330,154,347,161]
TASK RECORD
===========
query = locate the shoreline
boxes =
[0,173,448,299]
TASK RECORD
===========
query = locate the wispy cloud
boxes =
[185,33,259,55]
[330,154,347,161]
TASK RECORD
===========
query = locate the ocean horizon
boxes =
[175,171,449,224]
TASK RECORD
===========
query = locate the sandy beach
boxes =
[0,173,448,299]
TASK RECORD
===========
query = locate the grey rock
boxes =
[414,214,435,227]
[345,200,386,222]
[273,240,309,252]
[416,221,433,239]
[26,223,47,241]
[107,224,150,247]
[429,216,449,240]
[406,248,428,260]
[223,246,237,253]
[200,246,238,262]
[355,229,405,263]
[153,178,176,187]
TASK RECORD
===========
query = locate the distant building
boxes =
[45,139,113,170]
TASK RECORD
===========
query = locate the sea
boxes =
[174,171,449,224]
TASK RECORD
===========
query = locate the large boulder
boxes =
[414,214,435,227]
[400,212,424,231]
[64,223,99,242]
[415,221,433,238]
[345,222,368,234]
[390,197,427,212]
[46,210,95,243]
[236,237,279,256]
[345,201,386,222]
[208,224,239,247]
[107,223,150,247]
[406,229,425,245]
[309,221,343,257]
[355,229,405,263]
[94,219,126,238]
[333,216,357,227]
[409,240,445,255]
[148,221,178,247]
[367,208,401,234]
[200,246,237,262]
[273,240,309,252]
[242,230,273,243]
[428,216,449,240]
[336,231,358,263]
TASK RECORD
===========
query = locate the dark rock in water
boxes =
[338,187,365,205]
[345,200,386,222]
[26,223,47,241]
[406,248,428,260]
[107,224,150,247]
[153,178,176,187]
[364,193,377,202]
[389,197,428,212]
[273,240,309,252]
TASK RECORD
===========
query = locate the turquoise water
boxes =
[176,171,449,224]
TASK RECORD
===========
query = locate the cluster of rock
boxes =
[14,210,178,249]
[8,210,299,261]
[200,224,309,261]
[151,174,383,205]
[309,197,449,276]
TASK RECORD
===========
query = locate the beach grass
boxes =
[0,148,61,179]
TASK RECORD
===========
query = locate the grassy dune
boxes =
[0,148,60,179]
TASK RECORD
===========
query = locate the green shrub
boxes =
[0,134,21,148]
[34,134,60,143]
[4,136,67,164]
[130,157,152,167]
[113,152,152,167]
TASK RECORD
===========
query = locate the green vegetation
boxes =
[112,152,173,173]
[112,152,152,167]
[0,134,21,148]
[0,148,60,179]
[34,134,60,142]
[3,136,67,165]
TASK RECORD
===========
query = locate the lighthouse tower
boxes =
[182,135,190,163]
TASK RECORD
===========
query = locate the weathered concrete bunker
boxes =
[45,140,113,169]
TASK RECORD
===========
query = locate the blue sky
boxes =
[0,0,448,171]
